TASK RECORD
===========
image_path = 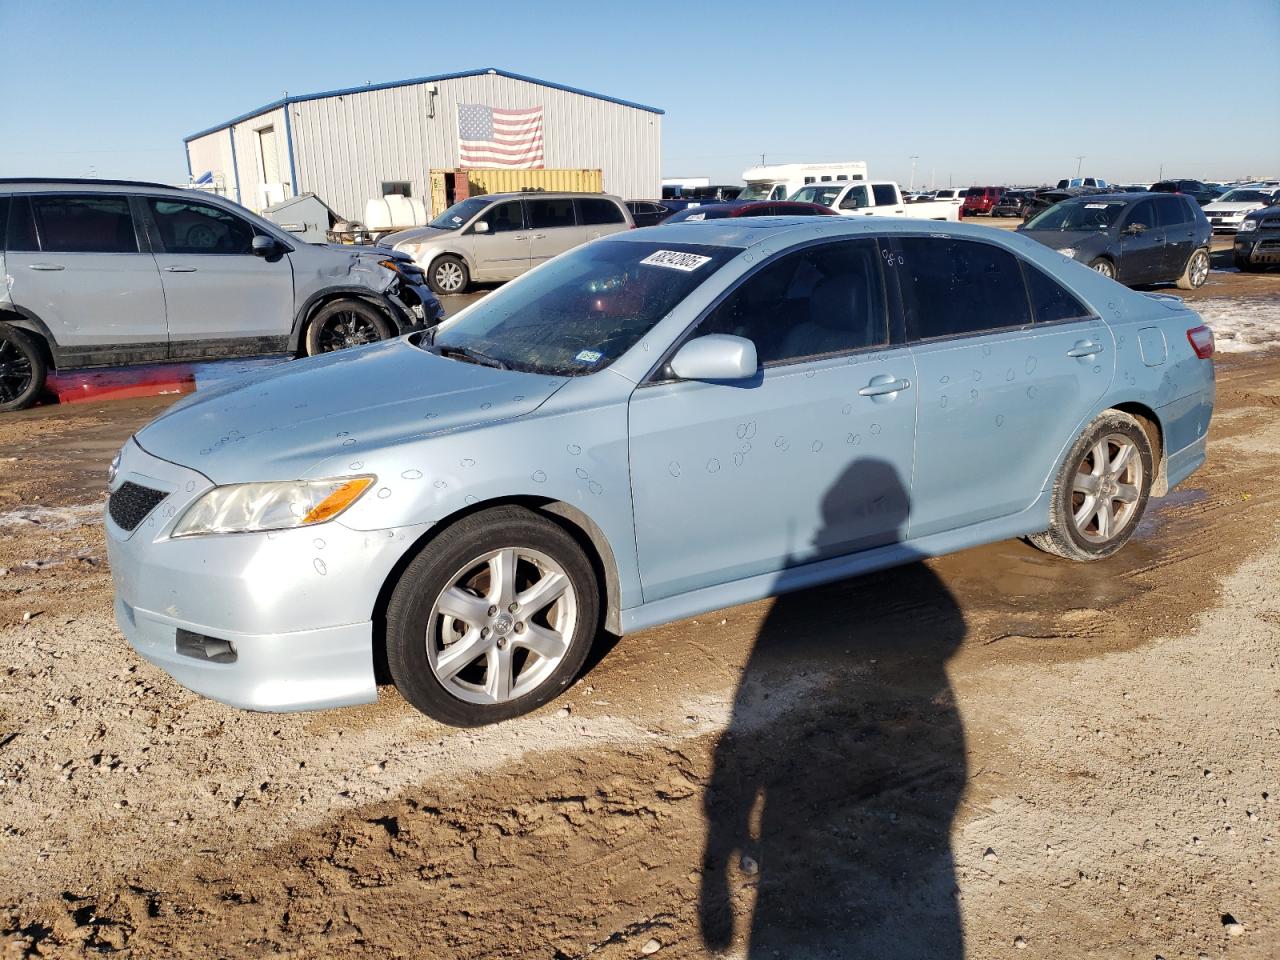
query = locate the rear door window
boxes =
[29,194,139,253]
[896,237,1031,340]
[527,197,577,229]
[145,197,257,254]
[872,184,898,206]
[3,197,38,252]
[576,198,625,225]
[1154,196,1189,227]
[1022,262,1092,324]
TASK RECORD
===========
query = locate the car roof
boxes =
[0,178,176,193]
[476,191,623,202]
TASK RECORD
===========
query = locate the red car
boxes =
[962,186,1006,217]
[663,201,838,223]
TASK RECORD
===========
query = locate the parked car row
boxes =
[0,178,443,411]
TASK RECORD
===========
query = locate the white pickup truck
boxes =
[790,180,961,221]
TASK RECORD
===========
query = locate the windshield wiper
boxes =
[437,345,509,370]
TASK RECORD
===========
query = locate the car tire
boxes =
[1233,254,1258,272]
[428,255,470,296]
[305,299,395,356]
[385,506,600,727]
[1088,258,1116,279]
[0,325,48,413]
[1177,247,1211,290]
[1027,410,1154,562]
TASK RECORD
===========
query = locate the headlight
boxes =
[107,450,121,484]
[1059,247,1078,259]
[172,476,374,538]
[379,257,426,279]
[1238,220,1258,233]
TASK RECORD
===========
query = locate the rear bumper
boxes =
[1165,434,1208,493]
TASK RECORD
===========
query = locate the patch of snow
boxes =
[1188,297,1280,353]
[0,502,103,532]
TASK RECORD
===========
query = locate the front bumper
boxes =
[105,439,431,711]
[387,278,444,334]
[1234,234,1280,265]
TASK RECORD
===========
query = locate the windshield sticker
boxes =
[1084,203,1113,209]
[641,250,713,271]
[685,213,706,221]
[574,349,603,364]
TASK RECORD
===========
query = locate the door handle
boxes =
[29,263,64,271]
[164,266,198,273]
[858,378,912,396]
[1067,341,1104,358]
[533,233,547,239]
[513,235,528,240]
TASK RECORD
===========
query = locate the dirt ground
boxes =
[1,266,1279,959]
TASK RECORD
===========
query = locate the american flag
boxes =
[457,103,545,168]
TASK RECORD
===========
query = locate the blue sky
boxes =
[2,0,1277,189]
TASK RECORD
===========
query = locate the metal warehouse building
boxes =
[183,67,663,221]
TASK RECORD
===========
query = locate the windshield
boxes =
[1025,199,1127,232]
[427,197,491,230]
[1219,189,1270,203]
[789,185,841,205]
[738,182,774,201]
[429,240,739,376]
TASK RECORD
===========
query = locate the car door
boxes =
[465,200,531,280]
[1154,195,1196,279]
[140,195,294,353]
[1116,199,1165,285]
[871,183,905,216]
[527,197,584,267]
[3,193,167,358]
[891,235,1116,538]
[838,184,872,216]
[628,237,917,602]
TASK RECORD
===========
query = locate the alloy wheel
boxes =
[1071,434,1144,544]
[316,311,382,351]
[434,261,465,293]
[1189,251,1210,287]
[1092,260,1115,278]
[426,547,578,705]
[0,338,34,404]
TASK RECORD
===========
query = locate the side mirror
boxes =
[252,235,280,257]
[472,220,490,234]
[669,334,757,382]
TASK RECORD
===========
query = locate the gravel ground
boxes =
[1,269,1278,959]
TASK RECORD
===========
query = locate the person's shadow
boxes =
[700,458,967,958]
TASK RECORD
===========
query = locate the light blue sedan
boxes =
[106,217,1215,726]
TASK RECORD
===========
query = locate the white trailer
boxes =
[739,162,868,201]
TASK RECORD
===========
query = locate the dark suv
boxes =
[1233,205,1280,271]
[1018,192,1211,289]
[1150,180,1221,206]
[961,186,1005,216]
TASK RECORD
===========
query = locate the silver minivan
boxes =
[385,192,633,294]
[0,178,441,411]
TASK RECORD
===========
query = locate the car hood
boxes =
[1203,202,1259,213]
[381,225,458,248]
[1018,230,1108,252]
[135,338,568,484]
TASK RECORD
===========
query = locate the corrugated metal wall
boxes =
[227,108,290,213]
[288,74,661,220]
[186,129,236,200]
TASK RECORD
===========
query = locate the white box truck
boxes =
[739,162,868,201]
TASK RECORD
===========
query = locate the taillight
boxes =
[1187,324,1215,359]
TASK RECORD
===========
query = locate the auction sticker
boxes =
[641,250,712,271]
[1084,203,1113,209]
[575,349,603,363]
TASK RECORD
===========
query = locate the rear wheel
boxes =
[428,255,469,295]
[1088,258,1116,279]
[385,506,600,726]
[1028,410,1153,562]
[0,325,47,412]
[305,299,394,356]
[1177,247,1211,289]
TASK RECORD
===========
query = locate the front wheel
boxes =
[385,506,600,726]
[428,255,470,295]
[0,325,47,412]
[1234,254,1258,272]
[1177,247,1211,289]
[305,299,394,356]
[1028,411,1154,562]
[1088,258,1116,279]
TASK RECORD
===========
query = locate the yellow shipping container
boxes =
[429,168,604,217]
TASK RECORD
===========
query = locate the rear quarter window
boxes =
[1022,262,1092,324]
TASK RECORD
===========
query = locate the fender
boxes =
[0,304,62,367]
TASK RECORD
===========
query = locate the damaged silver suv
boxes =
[0,179,443,411]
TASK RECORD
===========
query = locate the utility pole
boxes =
[908,155,919,191]
[1075,155,1085,178]
[760,153,766,167]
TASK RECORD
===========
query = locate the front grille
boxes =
[108,481,168,531]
